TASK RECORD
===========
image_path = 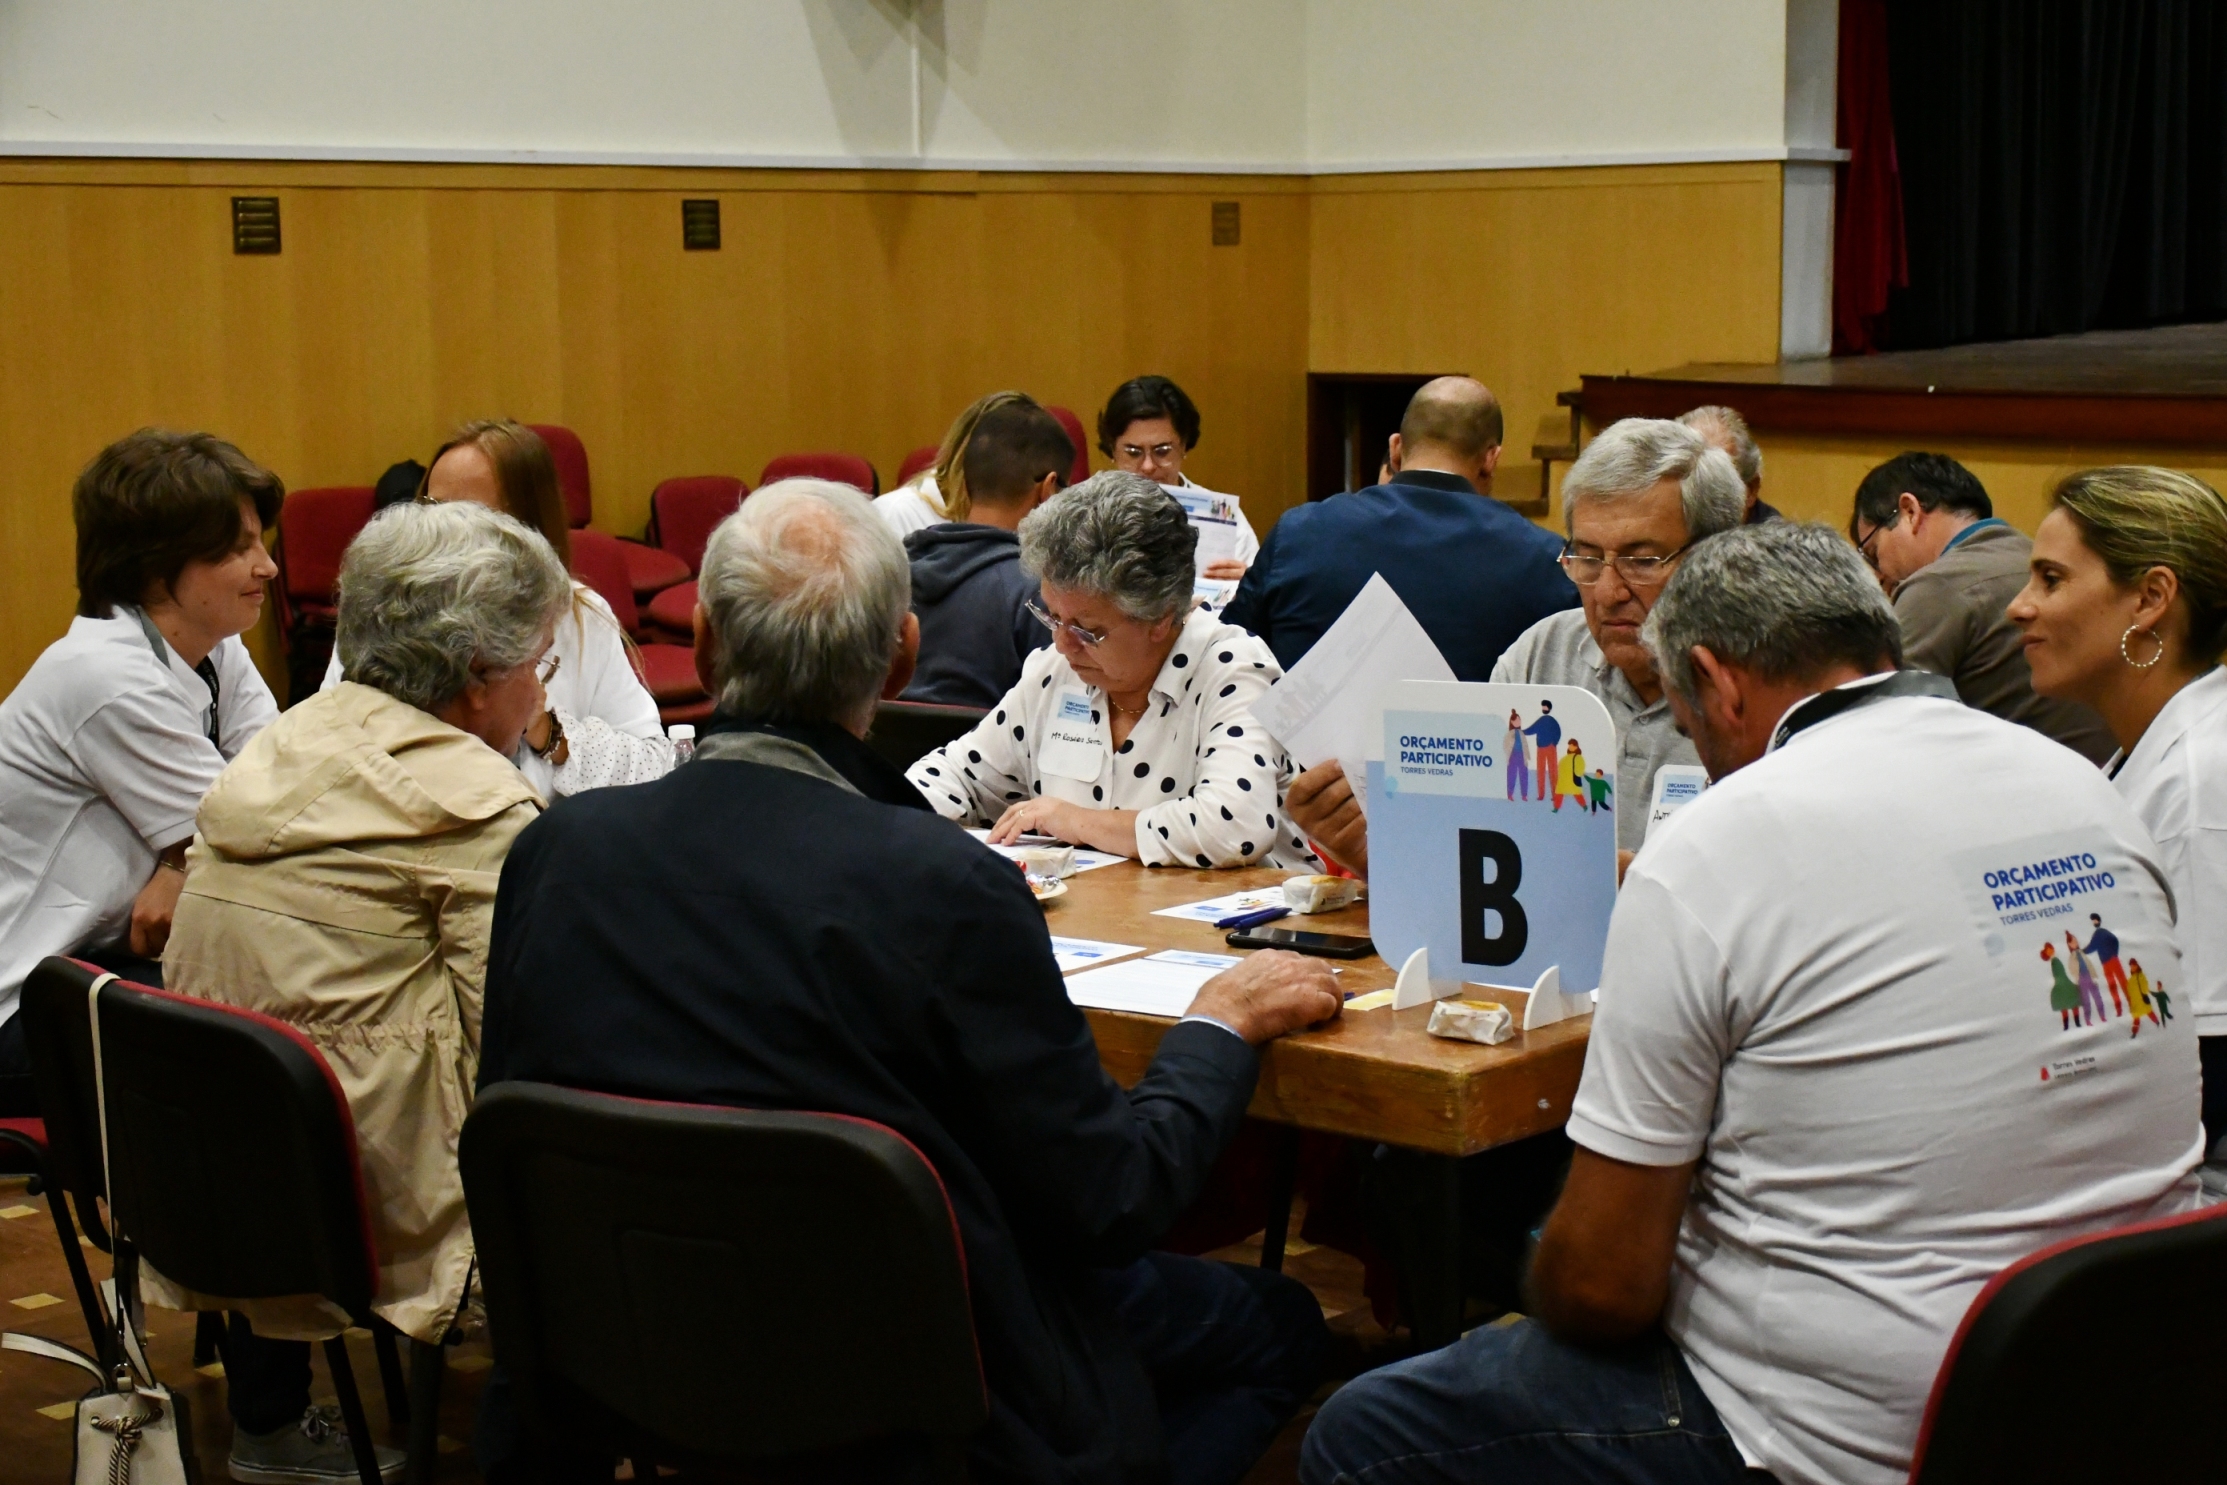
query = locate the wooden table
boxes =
[1056,861,1591,1157]
[1053,860,1594,1345]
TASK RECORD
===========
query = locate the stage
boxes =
[1579,321,2227,446]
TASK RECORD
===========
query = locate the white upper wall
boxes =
[0,0,1828,171]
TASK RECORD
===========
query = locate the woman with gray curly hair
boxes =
[159,501,570,1481]
[908,471,1316,868]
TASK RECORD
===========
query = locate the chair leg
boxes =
[370,1321,409,1435]
[39,1171,116,1373]
[404,1339,444,1485]
[323,1335,387,1485]
[193,1311,225,1368]
[1258,1124,1302,1273]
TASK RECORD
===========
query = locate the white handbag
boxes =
[0,972,199,1483]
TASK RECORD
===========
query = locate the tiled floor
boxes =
[0,1176,1386,1483]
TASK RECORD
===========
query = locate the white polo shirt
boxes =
[1571,677,2203,1485]
[0,609,277,1018]
[2109,665,2227,1036]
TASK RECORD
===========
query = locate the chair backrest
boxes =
[895,443,940,489]
[20,958,112,1216]
[277,486,378,609]
[92,978,380,1314]
[567,529,641,632]
[1045,405,1092,487]
[650,475,749,575]
[527,423,594,528]
[1908,1202,2227,1484]
[759,451,879,496]
[866,700,989,773]
[461,1082,984,1464]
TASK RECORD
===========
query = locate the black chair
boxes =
[80,964,442,1485]
[460,1082,986,1480]
[867,699,989,773]
[1907,1201,2227,1484]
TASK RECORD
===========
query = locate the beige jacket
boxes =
[157,682,541,1343]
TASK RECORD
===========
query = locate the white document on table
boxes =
[964,829,1127,874]
[1251,573,1455,811]
[1049,936,1147,974]
[1151,887,1288,923]
[1064,949,1242,1018]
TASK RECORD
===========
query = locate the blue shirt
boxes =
[1222,470,1577,681]
[1522,712,1562,747]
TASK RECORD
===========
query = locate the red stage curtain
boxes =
[1833,0,1908,354]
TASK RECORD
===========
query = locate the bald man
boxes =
[1225,376,1576,680]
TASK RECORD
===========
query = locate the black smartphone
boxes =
[1225,926,1377,959]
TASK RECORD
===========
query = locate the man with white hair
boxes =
[477,479,1344,1485]
[1302,524,2201,1485]
[1679,404,1779,523]
[1286,418,1745,868]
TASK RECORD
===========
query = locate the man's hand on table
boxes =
[1186,949,1343,1046]
[1284,761,1368,878]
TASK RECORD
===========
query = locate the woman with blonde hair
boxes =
[873,390,1036,535]
[325,419,671,797]
[2009,464,2227,1157]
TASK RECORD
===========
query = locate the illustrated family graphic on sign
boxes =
[2040,913,2172,1036]
[1502,702,1612,816]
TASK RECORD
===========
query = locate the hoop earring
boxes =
[2121,625,2166,670]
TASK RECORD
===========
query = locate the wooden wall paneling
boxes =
[1307,163,1783,524]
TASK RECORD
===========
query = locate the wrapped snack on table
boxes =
[1282,874,1362,914]
[1022,844,1077,880]
[1426,997,1514,1046]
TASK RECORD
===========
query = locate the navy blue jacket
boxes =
[1222,470,1578,681]
[902,523,1049,709]
[479,722,1258,1485]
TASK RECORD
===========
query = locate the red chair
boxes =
[1906,1201,2227,1484]
[73,962,435,1485]
[527,423,594,529]
[523,424,690,600]
[1045,405,1092,487]
[896,444,940,488]
[759,452,879,495]
[274,486,379,706]
[568,530,706,719]
[650,476,749,575]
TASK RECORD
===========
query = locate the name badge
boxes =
[1039,689,1105,781]
[1644,765,1709,842]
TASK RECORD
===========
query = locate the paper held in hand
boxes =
[1065,949,1242,1018]
[1251,573,1455,810]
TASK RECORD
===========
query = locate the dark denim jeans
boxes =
[1301,1319,1759,1485]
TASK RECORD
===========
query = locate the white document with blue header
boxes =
[1064,949,1241,1017]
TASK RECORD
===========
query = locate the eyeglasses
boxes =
[1024,598,1107,648]
[536,653,562,685]
[1117,443,1180,465]
[1557,543,1691,587]
[1853,515,1899,570]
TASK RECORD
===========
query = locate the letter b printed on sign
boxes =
[1459,829,1528,965]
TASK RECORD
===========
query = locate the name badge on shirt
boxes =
[1644,765,1710,842]
[1039,689,1105,781]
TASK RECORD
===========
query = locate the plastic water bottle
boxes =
[668,723,696,766]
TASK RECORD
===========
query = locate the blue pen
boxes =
[1216,906,1290,931]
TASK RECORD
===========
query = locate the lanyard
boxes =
[130,609,221,747]
[1769,669,1959,753]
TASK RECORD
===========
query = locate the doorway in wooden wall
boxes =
[1304,372,1459,502]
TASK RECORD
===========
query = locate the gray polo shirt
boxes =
[1491,608,1698,852]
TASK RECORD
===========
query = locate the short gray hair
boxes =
[1678,405,1763,491]
[1019,470,1196,623]
[1641,522,1904,702]
[337,501,571,713]
[1565,418,1747,542]
[699,477,910,728]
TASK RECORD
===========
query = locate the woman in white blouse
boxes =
[908,471,1314,869]
[324,420,671,798]
[2009,465,2227,1164]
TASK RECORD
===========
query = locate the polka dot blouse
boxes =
[907,608,1319,870]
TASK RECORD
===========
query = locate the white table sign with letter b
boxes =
[1368,681,1619,1011]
